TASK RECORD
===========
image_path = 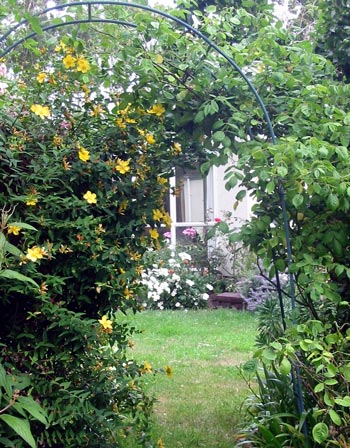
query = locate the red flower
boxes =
[214,217,221,223]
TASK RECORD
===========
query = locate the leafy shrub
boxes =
[139,247,214,310]
[0,31,183,446]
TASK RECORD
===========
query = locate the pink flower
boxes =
[214,218,221,223]
[163,231,172,239]
[182,227,197,238]
[0,64,7,77]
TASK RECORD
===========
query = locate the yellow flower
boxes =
[143,361,152,373]
[26,246,47,262]
[146,134,155,145]
[157,176,168,186]
[91,104,103,117]
[63,54,76,69]
[83,191,97,204]
[148,103,165,116]
[125,117,136,124]
[172,142,182,154]
[149,228,159,240]
[53,135,62,146]
[55,40,67,52]
[62,156,71,170]
[124,287,133,299]
[7,225,21,235]
[157,439,165,448]
[78,146,90,162]
[30,104,50,119]
[116,159,130,174]
[98,315,113,333]
[39,282,48,295]
[164,365,173,378]
[162,211,172,227]
[26,197,38,206]
[76,56,90,73]
[36,72,47,83]
[118,200,128,215]
[257,63,265,73]
[155,54,164,64]
[153,209,163,221]
[116,117,126,129]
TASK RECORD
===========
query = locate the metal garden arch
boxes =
[0,0,307,436]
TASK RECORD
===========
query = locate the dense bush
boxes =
[0,32,180,446]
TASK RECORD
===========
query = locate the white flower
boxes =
[206,284,214,290]
[202,293,209,300]
[186,279,194,287]
[175,302,181,307]
[178,252,191,261]
[0,82,8,95]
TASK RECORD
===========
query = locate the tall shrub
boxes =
[0,32,179,446]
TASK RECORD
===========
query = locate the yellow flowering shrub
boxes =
[0,31,188,448]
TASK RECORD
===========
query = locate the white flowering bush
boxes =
[139,248,214,310]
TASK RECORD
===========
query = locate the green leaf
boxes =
[10,222,37,231]
[0,415,36,448]
[327,193,339,210]
[276,166,288,177]
[212,131,225,142]
[266,181,275,194]
[25,14,43,35]
[329,409,342,426]
[3,241,22,257]
[314,383,324,393]
[312,422,329,444]
[0,269,39,287]
[292,194,304,208]
[17,396,48,426]
[262,348,277,361]
[0,364,12,397]
[236,190,246,201]
[279,358,291,375]
[334,395,350,407]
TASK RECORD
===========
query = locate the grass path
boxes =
[124,309,257,447]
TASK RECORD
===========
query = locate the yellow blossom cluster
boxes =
[98,315,113,334]
[78,146,90,162]
[63,54,91,73]
[149,228,159,240]
[36,72,47,83]
[147,103,165,116]
[115,158,131,174]
[83,191,97,204]
[146,134,155,145]
[26,196,38,206]
[31,104,50,119]
[152,208,172,227]
[7,225,21,235]
[26,246,47,262]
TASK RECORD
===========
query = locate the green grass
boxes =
[124,309,257,448]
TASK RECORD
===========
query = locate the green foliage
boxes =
[0,363,48,448]
[317,0,350,80]
[0,13,201,446]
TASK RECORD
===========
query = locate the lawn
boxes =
[124,309,257,448]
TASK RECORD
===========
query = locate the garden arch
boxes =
[0,0,305,427]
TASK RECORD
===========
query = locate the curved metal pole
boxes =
[0,1,304,436]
